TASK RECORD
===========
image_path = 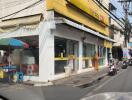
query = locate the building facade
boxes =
[109,2,125,61]
[0,0,114,82]
[111,19,124,60]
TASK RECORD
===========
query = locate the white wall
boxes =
[39,10,56,82]
[113,32,124,46]
[39,21,55,82]
[102,0,109,9]
[111,19,124,47]
[129,34,132,43]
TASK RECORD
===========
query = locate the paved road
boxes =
[42,74,113,100]
[0,66,131,100]
[43,67,132,100]
[0,76,111,100]
[0,84,45,100]
[84,66,132,98]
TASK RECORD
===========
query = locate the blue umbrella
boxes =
[0,38,29,48]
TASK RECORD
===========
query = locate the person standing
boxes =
[2,52,8,65]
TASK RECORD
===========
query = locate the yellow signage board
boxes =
[104,40,112,48]
[67,0,109,25]
[46,0,109,36]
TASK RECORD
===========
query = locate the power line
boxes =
[118,0,132,45]
[0,0,125,29]
[0,0,32,9]
[0,0,43,20]
[95,0,124,25]
[93,0,124,28]
[0,0,31,9]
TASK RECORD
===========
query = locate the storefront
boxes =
[51,22,114,79]
[0,19,115,82]
[0,0,115,82]
[54,37,79,74]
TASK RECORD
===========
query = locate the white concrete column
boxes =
[95,45,98,54]
[39,11,55,82]
[110,48,113,59]
[39,21,55,82]
[78,41,83,71]
[105,48,108,66]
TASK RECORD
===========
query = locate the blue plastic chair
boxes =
[16,72,24,82]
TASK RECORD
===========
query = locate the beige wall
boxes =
[96,0,109,8]
[0,0,45,21]
[102,0,109,9]
[111,19,124,46]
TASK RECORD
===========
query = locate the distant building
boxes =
[109,2,125,61]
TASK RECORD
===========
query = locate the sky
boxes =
[110,0,124,19]
[110,0,132,22]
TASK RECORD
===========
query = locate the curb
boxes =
[23,82,34,86]
[75,73,108,88]
[23,81,53,87]
[24,70,109,87]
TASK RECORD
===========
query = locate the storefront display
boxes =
[55,37,79,74]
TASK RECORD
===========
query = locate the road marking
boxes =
[84,69,127,97]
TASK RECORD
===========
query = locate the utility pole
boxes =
[118,0,132,47]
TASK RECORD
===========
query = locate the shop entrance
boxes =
[112,47,123,61]
[55,37,79,74]
[107,48,111,64]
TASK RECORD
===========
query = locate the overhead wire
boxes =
[0,0,43,20]
[95,0,124,23]
[0,0,32,9]
[101,0,124,17]
[0,0,125,29]
[93,0,124,28]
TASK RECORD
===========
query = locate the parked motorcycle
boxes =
[108,63,117,76]
[122,60,128,69]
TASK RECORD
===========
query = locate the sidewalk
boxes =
[24,61,123,87]
[53,67,108,87]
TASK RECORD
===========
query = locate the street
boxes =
[0,66,131,100]
[86,66,132,96]
[42,66,132,100]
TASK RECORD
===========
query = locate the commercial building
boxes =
[109,3,125,60]
[0,0,114,82]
